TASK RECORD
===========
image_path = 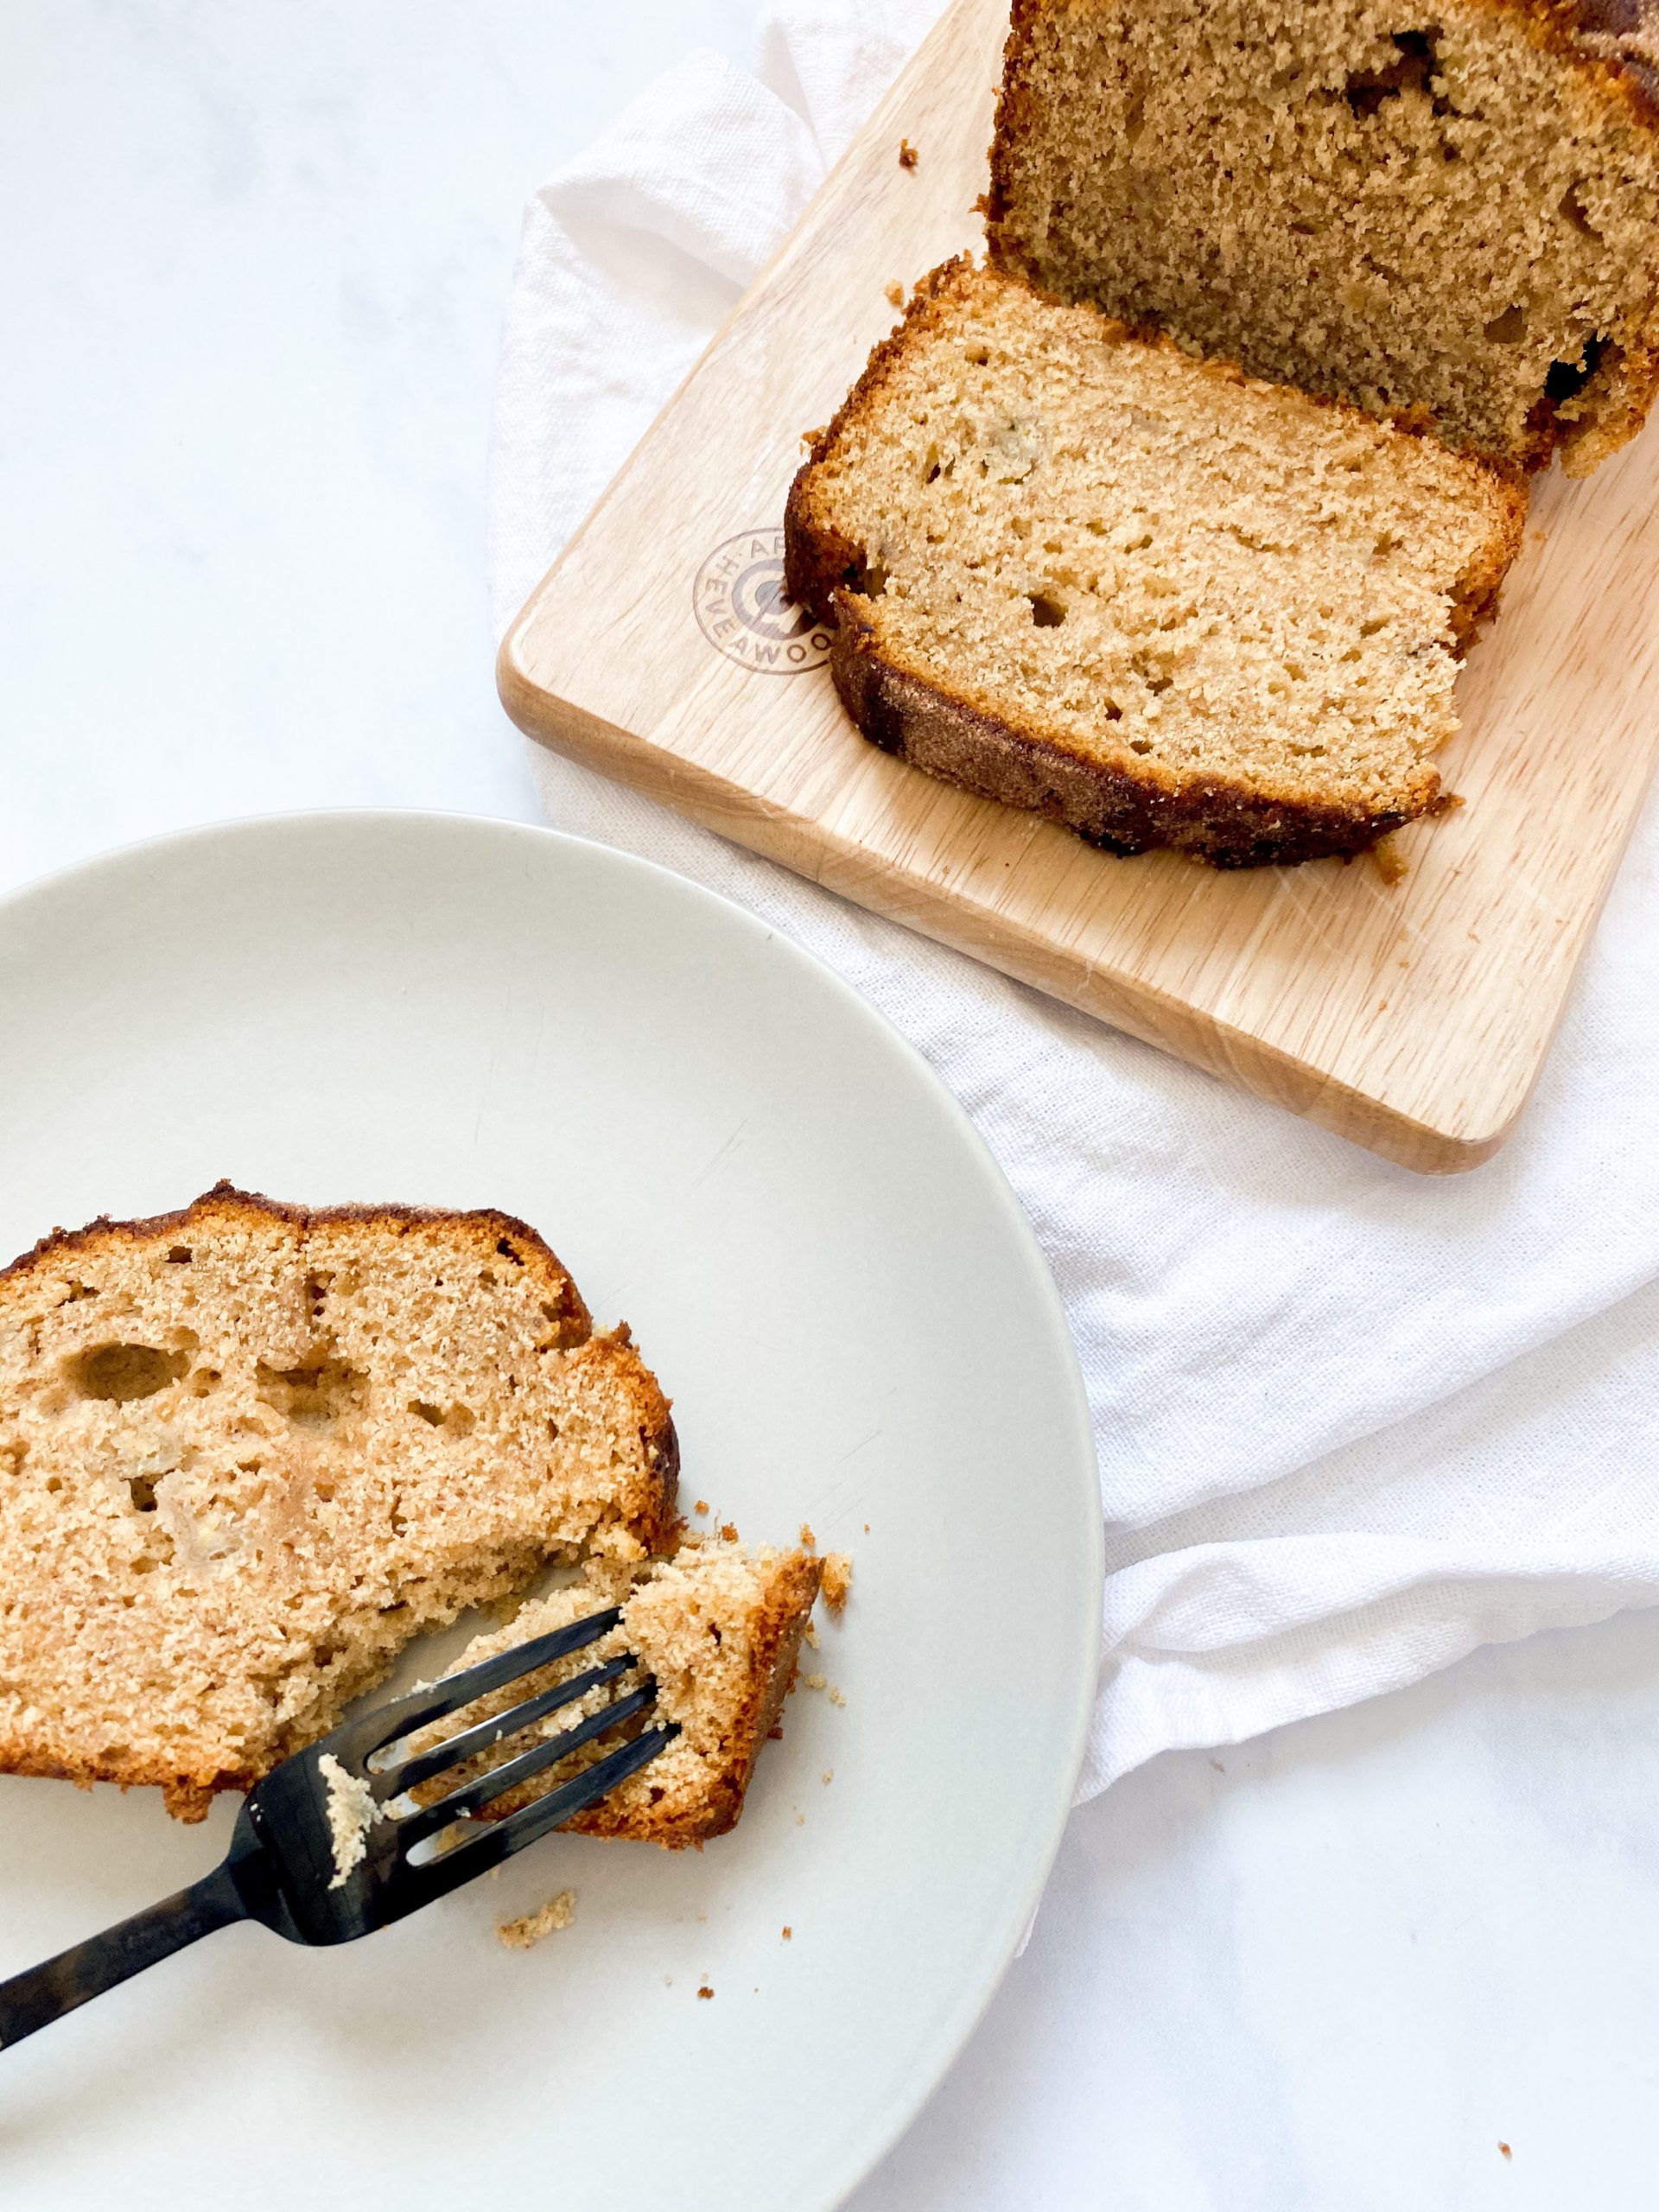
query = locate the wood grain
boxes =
[497,0,1659,1173]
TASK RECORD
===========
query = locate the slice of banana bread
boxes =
[785,257,1526,868]
[415,1541,823,1847]
[986,0,1659,473]
[0,1184,678,1818]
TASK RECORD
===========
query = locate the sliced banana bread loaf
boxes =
[785,258,1525,868]
[0,1185,678,1818]
[986,0,1659,472]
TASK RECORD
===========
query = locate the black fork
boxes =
[0,1608,677,2050]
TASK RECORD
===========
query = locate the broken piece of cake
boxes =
[416,1541,823,1847]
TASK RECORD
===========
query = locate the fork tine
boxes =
[395,1684,659,1847]
[337,1607,626,1761]
[396,1724,680,1910]
[383,1654,635,1799]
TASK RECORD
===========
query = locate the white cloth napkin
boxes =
[489,0,1659,1800]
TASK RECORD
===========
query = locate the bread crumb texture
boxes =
[987,0,1659,473]
[820,1553,853,1611]
[497,1890,576,1949]
[0,1185,677,1819]
[318,1751,382,1888]
[785,257,1525,868]
[412,1541,823,1847]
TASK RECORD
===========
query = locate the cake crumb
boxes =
[863,1522,869,1534]
[1371,835,1408,887]
[804,1672,827,1691]
[497,1889,576,1950]
[694,1499,709,1516]
[318,1753,382,1889]
[1498,2142,1512,2161]
[822,1768,834,1784]
[697,1984,715,2000]
[804,1620,820,1649]
[828,1686,846,1707]
[664,1974,673,1986]
[886,280,906,308]
[719,1522,739,1543]
[898,137,918,169]
[821,1553,853,1612]
[795,1812,805,1826]
[798,1523,817,1549]
[782,1925,792,1941]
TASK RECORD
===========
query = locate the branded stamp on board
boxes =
[693,529,832,675]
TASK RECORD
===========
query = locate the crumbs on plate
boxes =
[497,1890,576,1950]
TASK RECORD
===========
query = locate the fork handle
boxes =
[0,1862,245,2052]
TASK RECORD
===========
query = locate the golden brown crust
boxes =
[985,0,1659,472]
[0,1732,256,1822]
[822,615,1425,867]
[0,1185,680,1817]
[1497,0,1659,115]
[1448,479,1532,646]
[3,1181,586,1325]
[571,1332,683,1557]
[785,259,1527,868]
[0,1744,229,1823]
[565,1552,823,1847]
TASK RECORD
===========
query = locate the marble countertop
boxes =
[4,7,1658,2205]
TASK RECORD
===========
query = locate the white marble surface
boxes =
[4,7,1659,2206]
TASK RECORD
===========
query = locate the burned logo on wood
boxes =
[693,530,832,675]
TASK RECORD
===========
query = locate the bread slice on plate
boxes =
[415,1541,824,1847]
[785,257,1525,868]
[0,1184,677,1819]
[986,0,1659,474]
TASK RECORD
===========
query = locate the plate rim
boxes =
[0,804,1104,2211]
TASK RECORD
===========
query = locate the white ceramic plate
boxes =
[0,812,1100,2212]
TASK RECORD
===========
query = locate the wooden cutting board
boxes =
[498,0,1659,1173]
